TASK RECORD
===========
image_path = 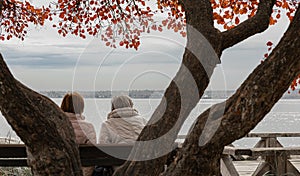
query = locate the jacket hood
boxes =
[107,107,139,119]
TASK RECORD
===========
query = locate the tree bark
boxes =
[164,7,300,176]
[114,0,275,176]
[114,1,221,175]
[0,54,83,176]
[0,0,279,175]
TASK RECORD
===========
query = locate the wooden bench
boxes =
[1,133,300,176]
[0,144,133,167]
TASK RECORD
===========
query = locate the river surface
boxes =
[1,99,300,147]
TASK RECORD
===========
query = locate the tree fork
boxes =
[164,7,300,176]
[114,0,276,176]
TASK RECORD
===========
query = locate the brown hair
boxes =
[61,92,84,114]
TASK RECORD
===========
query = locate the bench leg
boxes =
[249,139,267,160]
[220,155,239,176]
[252,162,270,176]
[286,159,300,176]
[253,155,300,176]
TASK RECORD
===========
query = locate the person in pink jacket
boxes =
[61,92,96,176]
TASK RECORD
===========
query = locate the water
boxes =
[1,99,300,147]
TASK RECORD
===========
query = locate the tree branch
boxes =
[0,53,83,175]
[221,0,276,50]
[114,1,222,175]
[164,7,300,176]
[183,0,214,27]
[0,0,3,12]
[215,5,300,147]
[183,0,222,53]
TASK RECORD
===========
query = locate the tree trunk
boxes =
[0,0,279,175]
[114,1,222,175]
[0,54,83,176]
[114,0,275,175]
[164,7,300,176]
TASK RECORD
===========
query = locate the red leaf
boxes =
[235,17,240,25]
[266,41,273,46]
[126,6,130,12]
[151,25,157,30]
[59,12,65,19]
[276,13,281,19]
[158,26,163,32]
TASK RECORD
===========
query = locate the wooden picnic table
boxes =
[221,132,300,176]
[246,132,300,148]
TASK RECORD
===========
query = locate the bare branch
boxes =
[221,0,276,50]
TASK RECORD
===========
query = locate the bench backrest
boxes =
[0,144,133,167]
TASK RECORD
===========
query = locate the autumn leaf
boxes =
[235,17,240,25]
[266,41,273,46]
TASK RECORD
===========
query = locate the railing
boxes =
[0,137,22,144]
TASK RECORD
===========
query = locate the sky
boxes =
[0,10,290,92]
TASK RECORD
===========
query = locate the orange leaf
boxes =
[158,26,163,32]
[235,17,240,25]
[126,6,130,12]
[59,12,65,19]
[269,17,277,25]
[151,25,157,30]
[282,1,289,9]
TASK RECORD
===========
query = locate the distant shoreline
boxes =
[40,90,300,99]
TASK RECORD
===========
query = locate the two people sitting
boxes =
[60,92,147,176]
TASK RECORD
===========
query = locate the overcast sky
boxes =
[0,14,290,92]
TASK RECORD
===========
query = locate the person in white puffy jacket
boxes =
[61,92,96,176]
[99,95,147,144]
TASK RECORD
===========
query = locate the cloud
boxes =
[2,45,78,68]
[1,25,185,69]
[0,12,290,90]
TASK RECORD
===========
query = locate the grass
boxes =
[0,167,32,176]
